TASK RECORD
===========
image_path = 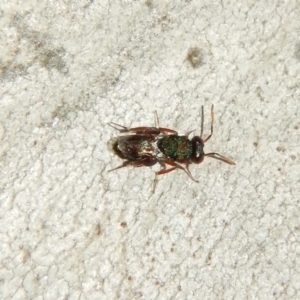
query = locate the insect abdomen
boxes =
[112,135,155,160]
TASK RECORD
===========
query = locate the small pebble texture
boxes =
[0,1,299,299]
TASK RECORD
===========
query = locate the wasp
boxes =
[108,105,235,192]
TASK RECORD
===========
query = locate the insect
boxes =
[108,105,235,192]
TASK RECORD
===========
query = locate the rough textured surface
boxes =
[0,1,300,299]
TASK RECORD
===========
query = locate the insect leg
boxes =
[108,122,162,135]
[185,163,199,182]
[152,160,174,193]
[185,130,196,137]
[109,115,177,135]
[154,110,160,128]
[109,156,157,172]
[159,127,178,134]
[108,160,132,172]
[159,160,198,182]
[153,159,199,192]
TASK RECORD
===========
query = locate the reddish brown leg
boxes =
[108,160,132,172]
[108,122,177,135]
[156,159,198,182]
[154,111,178,135]
[185,163,198,182]
[108,122,161,135]
[109,156,157,172]
[153,167,176,193]
[185,130,195,137]
[108,112,178,135]
[153,159,198,193]
[158,127,178,134]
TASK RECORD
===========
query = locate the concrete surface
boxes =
[0,0,300,299]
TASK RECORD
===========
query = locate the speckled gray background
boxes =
[0,1,299,299]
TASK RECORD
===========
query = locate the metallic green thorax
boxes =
[158,136,193,160]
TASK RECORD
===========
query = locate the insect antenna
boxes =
[200,105,204,138]
[205,153,236,165]
[203,105,235,165]
[203,104,214,143]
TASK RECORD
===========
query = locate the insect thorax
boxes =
[157,136,193,160]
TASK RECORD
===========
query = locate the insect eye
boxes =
[191,136,204,164]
